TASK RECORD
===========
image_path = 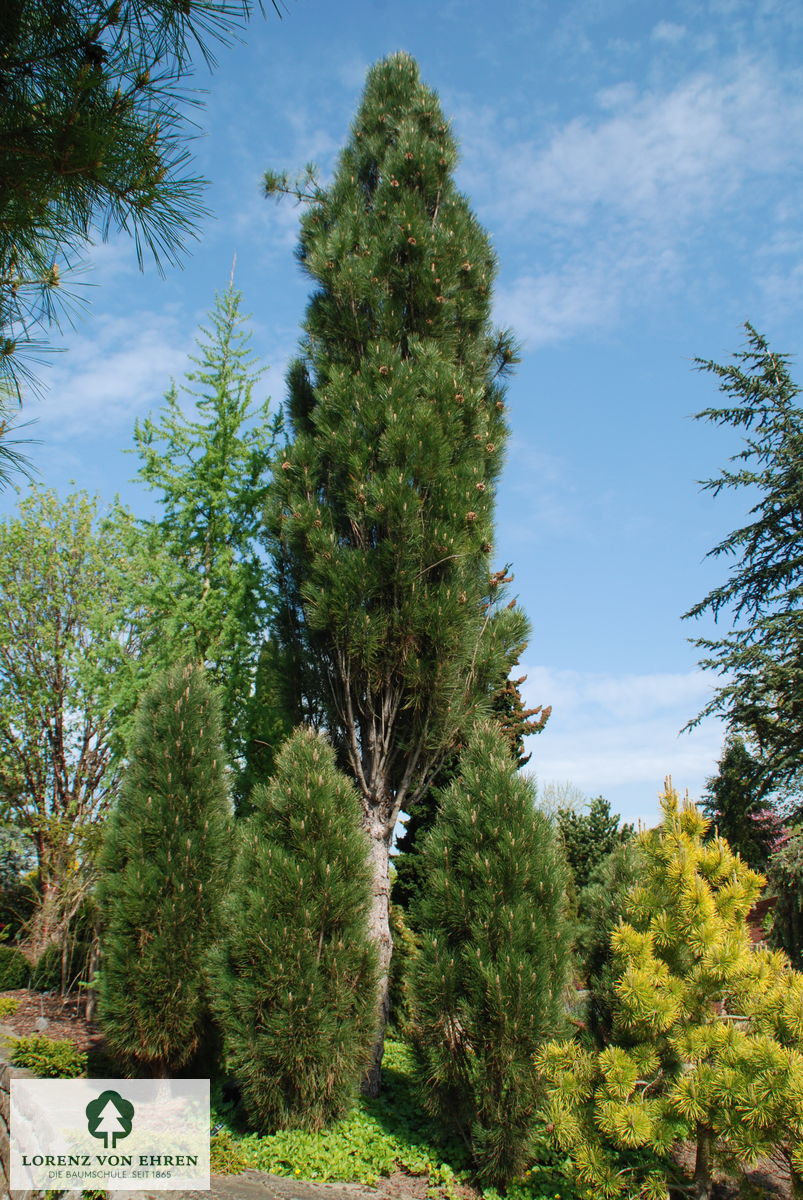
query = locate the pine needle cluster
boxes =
[211,727,378,1132]
[410,721,571,1186]
[0,0,276,401]
[98,662,230,1075]
[538,783,803,1200]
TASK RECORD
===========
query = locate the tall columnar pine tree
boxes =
[211,727,378,1132]
[409,721,571,1187]
[98,663,230,1076]
[264,53,530,1088]
[538,784,803,1200]
[131,283,283,783]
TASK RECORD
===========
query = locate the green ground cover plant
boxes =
[211,1038,583,1200]
[0,995,19,1017]
[8,1034,86,1077]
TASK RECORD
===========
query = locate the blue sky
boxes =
[6,0,803,825]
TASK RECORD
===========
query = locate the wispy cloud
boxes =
[520,664,725,823]
[30,310,194,439]
[462,57,803,346]
[651,21,687,44]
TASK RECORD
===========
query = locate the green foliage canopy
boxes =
[575,839,645,1047]
[0,487,149,949]
[767,826,803,970]
[701,733,779,871]
[557,795,634,891]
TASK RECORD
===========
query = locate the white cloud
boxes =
[494,260,624,348]
[651,21,687,43]
[493,60,799,229]
[30,310,194,439]
[470,57,803,345]
[520,664,725,824]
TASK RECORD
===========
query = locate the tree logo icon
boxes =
[85,1090,135,1149]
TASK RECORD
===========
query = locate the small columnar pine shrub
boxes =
[211,726,378,1132]
[98,662,230,1075]
[409,720,572,1187]
[0,945,29,989]
[538,784,803,1200]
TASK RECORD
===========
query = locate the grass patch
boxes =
[212,1038,583,1199]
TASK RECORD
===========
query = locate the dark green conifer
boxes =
[701,734,779,871]
[409,721,571,1186]
[557,795,634,891]
[98,662,229,1075]
[211,727,378,1132]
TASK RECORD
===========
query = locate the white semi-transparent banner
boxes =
[10,1077,210,1191]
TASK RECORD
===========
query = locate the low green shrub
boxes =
[31,943,62,991]
[0,996,20,1017]
[210,1129,253,1175]
[45,1192,106,1200]
[0,944,29,990]
[8,1035,86,1077]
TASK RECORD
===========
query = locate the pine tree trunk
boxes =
[693,1124,714,1200]
[362,818,393,1098]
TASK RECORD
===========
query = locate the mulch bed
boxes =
[0,986,104,1056]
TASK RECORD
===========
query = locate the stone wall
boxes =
[0,1024,42,1200]
[0,1025,82,1200]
